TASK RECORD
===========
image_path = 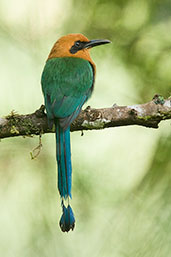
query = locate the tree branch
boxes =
[0,95,170,139]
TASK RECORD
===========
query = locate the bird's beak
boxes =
[83,39,111,49]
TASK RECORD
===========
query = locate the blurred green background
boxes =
[0,0,171,256]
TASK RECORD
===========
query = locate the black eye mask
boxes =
[70,41,88,54]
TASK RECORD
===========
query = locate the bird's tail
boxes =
[55,121,75,232]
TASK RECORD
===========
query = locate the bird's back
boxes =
[41,57,94,121]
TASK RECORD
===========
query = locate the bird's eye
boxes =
[70,41,83,54]
[75,41,81,47]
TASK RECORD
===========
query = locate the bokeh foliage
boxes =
[0,0,170,256]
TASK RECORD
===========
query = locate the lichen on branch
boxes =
[0,95,170,139]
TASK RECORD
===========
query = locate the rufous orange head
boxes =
[47,33,111,70]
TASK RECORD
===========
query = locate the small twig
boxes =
[30,135,42,159]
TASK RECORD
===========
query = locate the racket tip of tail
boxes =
[59,204,75,232]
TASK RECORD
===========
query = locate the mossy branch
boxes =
[0,95,170,139]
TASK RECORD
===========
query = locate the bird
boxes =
[41,33,111,232]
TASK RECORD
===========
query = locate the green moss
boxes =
[10,125,19,134]
[138,115,152,121]
[20,118,40,135]
[6,112,41,136]
[138,111,171,122]
[153,95,165,105]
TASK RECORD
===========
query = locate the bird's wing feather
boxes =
[41,57,94,128]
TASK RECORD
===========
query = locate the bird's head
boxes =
[47,33,111,65]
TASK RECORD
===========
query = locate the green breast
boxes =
[42,57,94,98]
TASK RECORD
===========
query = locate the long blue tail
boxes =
[55,121,75,232]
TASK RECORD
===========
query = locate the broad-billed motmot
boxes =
[41,33,111,232]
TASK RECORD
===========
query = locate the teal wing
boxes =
[41,57,94,129]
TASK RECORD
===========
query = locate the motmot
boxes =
[41,33,111,232]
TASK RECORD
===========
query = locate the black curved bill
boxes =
[84,39,111,49]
